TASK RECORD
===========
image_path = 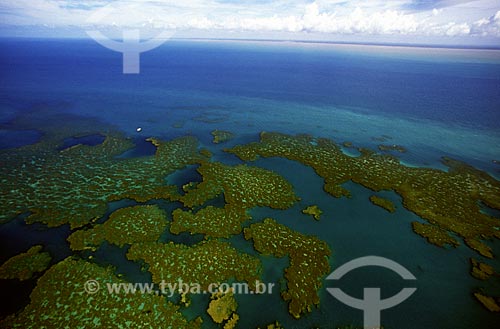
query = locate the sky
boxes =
[0,0,499,46]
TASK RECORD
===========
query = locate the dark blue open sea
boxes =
[1,38,500,328]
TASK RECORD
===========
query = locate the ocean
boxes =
[0,38,499,328]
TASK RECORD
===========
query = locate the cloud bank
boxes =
[0,0,499,40]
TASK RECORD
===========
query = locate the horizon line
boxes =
[1,35,500,51]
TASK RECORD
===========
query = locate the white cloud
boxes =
[432,8,442,16]
[471,10,500,36]
[0,0,499,39]
[445,22,471,36]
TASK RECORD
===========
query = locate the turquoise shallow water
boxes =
[0,39,499,328]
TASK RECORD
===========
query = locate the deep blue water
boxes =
[1,38,500,129]
[1,38,500,328]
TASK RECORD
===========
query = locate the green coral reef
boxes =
[470,258,500,312]
[67,205,168,250]
[0,245,51,281]
[411,222,460,248]
[2,112,500,325]
[0,112,206,229]
[227,131,500,313]
[171,205,250,238]
[378,144,407,153]
[211,129,235,144]
[473,292,500,312]
[127,240,262,290]
[302,205,323,220]
[171,159,299,238]
[179,161,299,209]
[257,321,284,329]
[0,257,202,328]
[369,195,396,213]
[227,132,500,258]
[470,258,495,281]
[207,288,238,325]
[244,218,332,319]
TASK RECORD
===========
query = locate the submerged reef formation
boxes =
[0,125,206,228]
[206,288,238,325]
[127,240,261,290]
[0,245,51,281]
[258,321,284,329]
[470,258,495,280]
[302,205,323,220]
[180,161,299,210]
[211,130,235,144]
[244,218,331,319]
[0,257,201,328]
[372,135,393,142]
[411,222,460,248]
[378,144,407,153]
[171,205,250,238]
[473,292,500,312]
[342,142,353,148]
[172,121,185,129]
[67,205,168,251]
[4,108,499,322]
[470,258,500,312]
[171,161,297,238]
[223,313,239,329]
[227,132,500,258]
[193,114,228,124]
[369,195,396,213]
[0,108,208,228]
